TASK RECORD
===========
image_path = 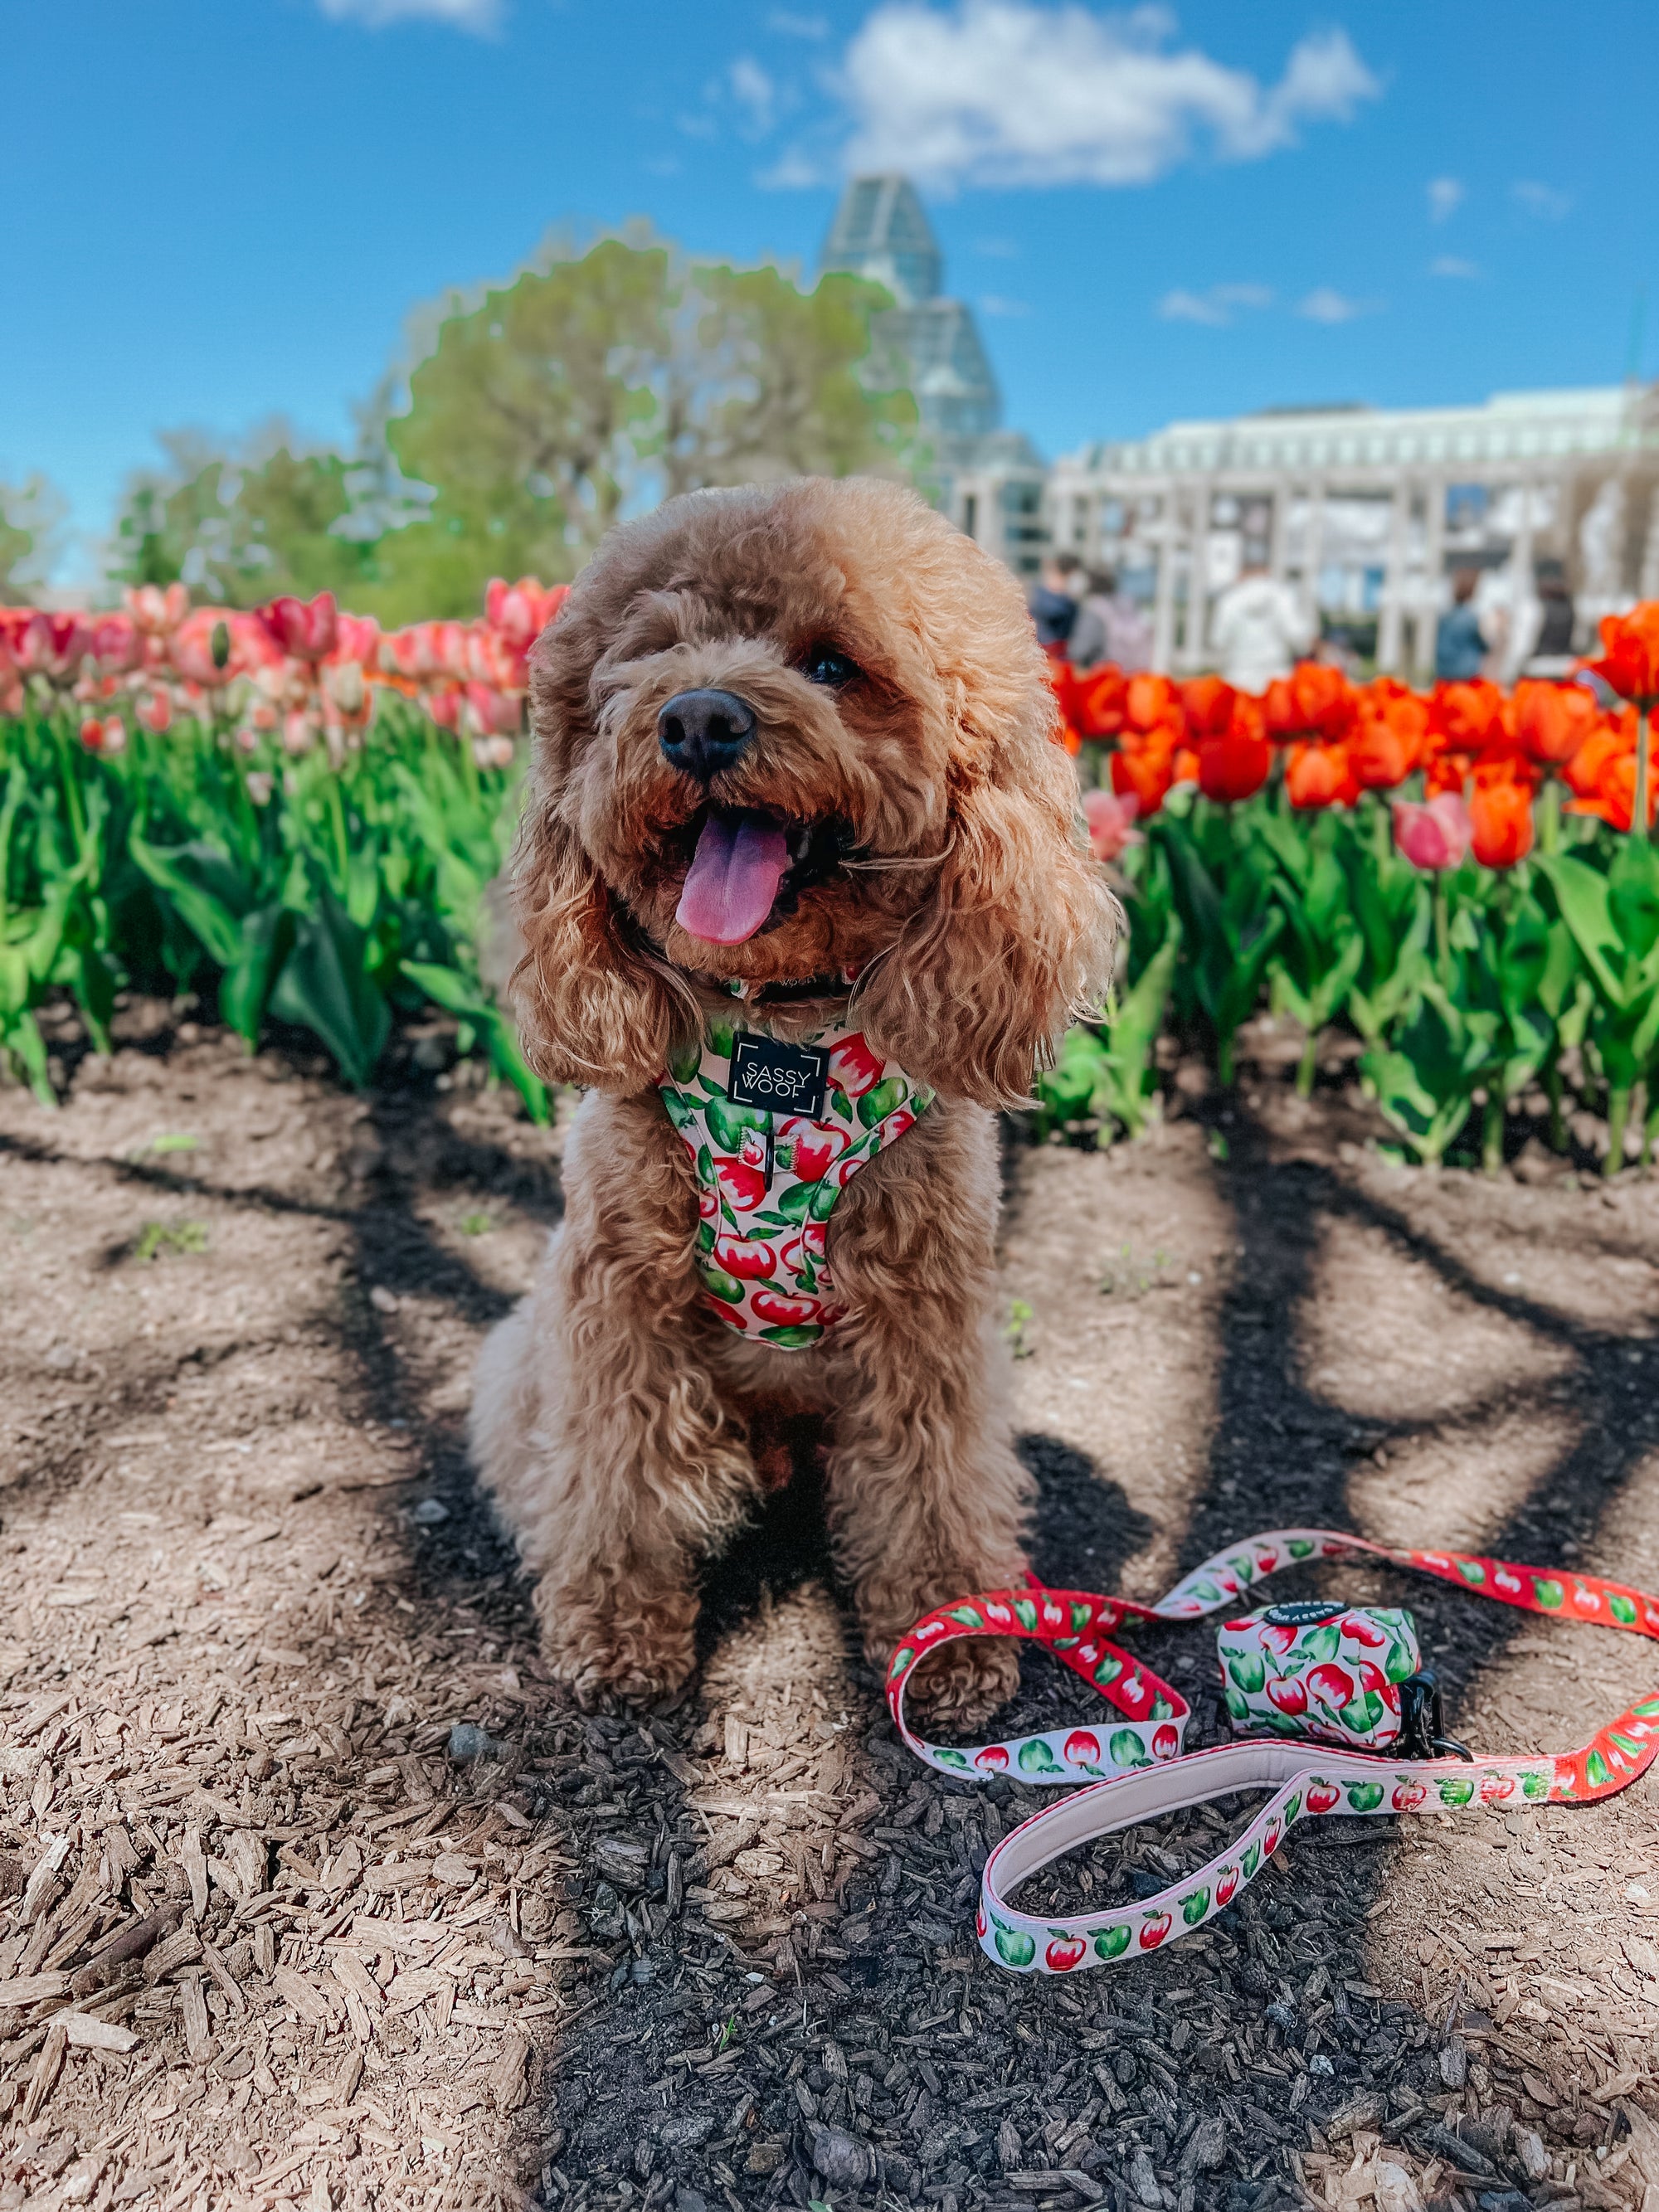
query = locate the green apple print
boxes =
[1520,1770,1549,1798]
[1108,1728,1151,1769]
[1288,1539,1316,1559]
[1585,1749,1610,1787]
[700,1264,746,1305]
[857,1077,907,1127]
[1457,1560,1486,1585]
[1019,1739,1063,1777]
[1242,1840,1260,1878]
[703,1096,766,1155]
[1181,1888,1210,1925]
[760,1324,824,1347]
[1610,1593,1638,1625]
[933,1748,970,1770]
[1069,1602,1093,1632]
[1224,1689,1249,1721]
[707,1023,735,1057]
[995,1925,1036,1967]
[1437,1775,1474,1806]
[1228,1650,1266,1694]
[1094,1924,1131,1960]
[1092,1653,1123,1687]
[667,1038,701,1084]
[1532,1578,1564,1609]
[1012,1597,1039,1631]
[1345,1781,1384,1811]
[1384,1640,1417,1684]
[945,1604,985,1629]
[1306,1624,1341,1663]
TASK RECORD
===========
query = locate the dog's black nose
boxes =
[658,688,756,782]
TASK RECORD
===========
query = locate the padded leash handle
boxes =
[884,1529,1659,1975]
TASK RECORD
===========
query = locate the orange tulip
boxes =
[1468,775,1535,868]
[1075,664,1127,738]
[1180,674,1237,740]
[1430,679,1506,754]
[1125,672,1181,734]
[1267,661,1355,742]
[1349,690,1429,790]
[1112,743,1175,817]
[1284,741,1358,810]
[1511,678,1599,766]
[1581,603,1659,707]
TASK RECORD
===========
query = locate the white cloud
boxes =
[768,7,829,32]
[1514,178,1572,220]
[1297,286,1380,323]
[829,6,1379,189]
[730,56,777,134]
[1158,280,1272,327]
[1427,175,1463,222]
[1430,255,1479,280]
[316,0,499,27]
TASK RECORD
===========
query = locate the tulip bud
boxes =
[211,620,231,673]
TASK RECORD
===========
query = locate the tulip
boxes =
[258,591,338,663]
[472,735,517,770]
[331,613,382,671]
[1075,663,1126,738]
[1125,671,1180,733]
[1180,674,1236,740]
[1082,786,1141,862]
[1468,775,1535,868]
[78,715,126,756]
[245,771,274,807]
[1112,743,1174,818]
[134,688,173,735]
[1267,661,1355,742]
[1513,678,1598,766]
[1393,793,1472,872]
[15,612,93,683]
[1581,604,1659,838]
[1197,728,1271,804]
[1284,741,1356,809]
[90,615,141,677]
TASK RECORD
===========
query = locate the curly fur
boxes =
[471,476,1119,1715]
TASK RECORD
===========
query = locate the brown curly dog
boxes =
[469,475,1117,1717]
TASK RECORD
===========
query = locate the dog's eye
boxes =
[801,644,859,688]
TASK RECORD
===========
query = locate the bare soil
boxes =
[1,1001,1657,2212]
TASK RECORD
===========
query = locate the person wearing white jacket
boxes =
[1209,563,1317,693]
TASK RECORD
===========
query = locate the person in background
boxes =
[1527,562,1578,671]
[1435,567,1489,681]
[1069,568,1153,673]
[1029,550,1084,656]
[1209,559,1316,693]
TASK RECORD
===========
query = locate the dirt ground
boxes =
[2,998,1658,2212]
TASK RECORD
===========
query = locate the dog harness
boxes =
[884,1527,1659,1975]
[659,1018,934,1349]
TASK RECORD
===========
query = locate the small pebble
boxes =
[446,1723,499,1763]
[368,1285,400,1314]
[811,2127,870,2189]
[411,1498,449,1525]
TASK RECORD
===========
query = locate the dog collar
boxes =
[659,1018,933,1349]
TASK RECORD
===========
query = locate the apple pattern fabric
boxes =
[883,1527,1659,1975]
[659,1021,934,1349]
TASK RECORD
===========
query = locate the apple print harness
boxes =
[659,1020,933,1349]
[885,1528,1659,1975]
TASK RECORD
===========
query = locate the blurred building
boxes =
[821,175,1048,574]
[1048,385,1659,676]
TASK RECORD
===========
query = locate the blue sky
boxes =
[11,1,1657,581]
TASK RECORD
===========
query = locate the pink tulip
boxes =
[426,685,463,732]
[79,715,126,756]
[1392,792,1472,872]
[1082,786,1142,863]
[331,613,381,671]
[16,612,94,681]
[90,614,142,676]
[462,680,522,738]
[259,591,338,663]
[134,688,173,735]
[124,583,189,637]
[281,709,320,756]
[472,734,517,770]
[485,576,568,647]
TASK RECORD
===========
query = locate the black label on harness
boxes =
[727,1037,830,1121]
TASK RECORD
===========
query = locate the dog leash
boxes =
[884,1529,1659,1974]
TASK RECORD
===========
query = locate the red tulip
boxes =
[1468,775,1535,868]
[258,591,338,663]
[1513,678,1598,765]
[1581,602,1659,707]
[1197,695,1272,804]
[1285,741,1357,810]
[1181,674,1237,740]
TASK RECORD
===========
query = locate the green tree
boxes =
[370,236,917,620]
[112,430,382,607]
[0,475,66,603]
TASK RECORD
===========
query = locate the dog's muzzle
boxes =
[658,688,756,782]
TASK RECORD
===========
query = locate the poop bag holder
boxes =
[884,1529,1659,1976]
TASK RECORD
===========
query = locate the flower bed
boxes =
[1046,608,1659,1174]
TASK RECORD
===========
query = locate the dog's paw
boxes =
[542,1602,696,1714]
[898,1636,1020,1731]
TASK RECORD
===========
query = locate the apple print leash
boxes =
[884,1529,1659,1976]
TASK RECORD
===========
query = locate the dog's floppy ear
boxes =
[854,678,1120,1108]
[507,787,691,1095]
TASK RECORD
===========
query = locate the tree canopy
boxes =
[111,238,920,623]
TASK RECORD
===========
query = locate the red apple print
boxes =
[713,1232,777,1280]
[1261,1621,1300,1657]
[1152,1724,1180,1761]
[1340,1613,1387,1648]
[828,1033,883,1097]
[1266,1675,1308,1717]
[984,1601,1013,1627]
[1118,1673,1148,1712]
[1263,1822,1282,1855]
[1392,1781,1427,1810]
[1063,1730,1102,1766]
[1045,1935,1087,1972]
[876,1106,917,1145]
[1480,1772,1515,1804]
[975,1746,1010,1772]
[1138,1912,1172,1949]
[1494,1568,1522,1594]
[698,1186,719,1221]
[1221,1617,1253,1632]
[778,1116,849,1184]
[1255,1548,1278,1573]
[1305,1782,1340,1814]
[1216,1867,1238,1905]
[752,1290,825,1328]
[976,1904,987,1939]
[701,1292,747,1325]
[1306,1662,1356,1709]
[714,1156,767,1212]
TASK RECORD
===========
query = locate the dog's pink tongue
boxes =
[675,813,789,946]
